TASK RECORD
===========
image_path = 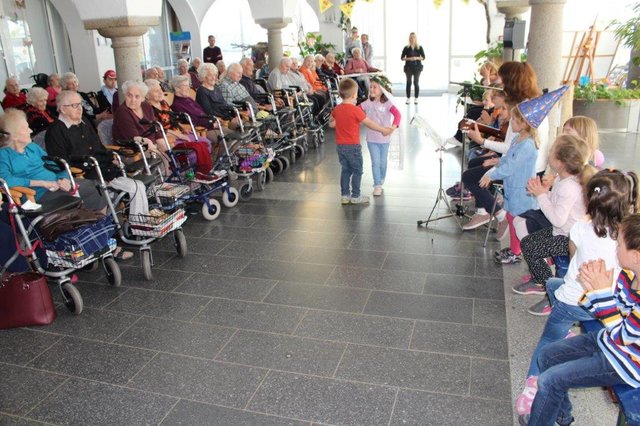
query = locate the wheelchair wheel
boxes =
[201,197,221,221]
[265,167,274,184]
[222,187,239,208]
[62,282,83,315]
[270,157,283,174]
[141,249,153,281]
[240,182,253,201]
[294,144,305,161]
[174,229,187,258]
[103,257,122,287]
[278,156,290,172]
[255,171,266,191]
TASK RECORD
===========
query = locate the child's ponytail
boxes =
[551,134,596,186]
[585,169,636,239]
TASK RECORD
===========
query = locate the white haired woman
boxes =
[60,72,111,126]
[177,58,200,89]
[25,87,55,135]
[112,80,167,155]
[1,77,26,110]
[0,108,105,211]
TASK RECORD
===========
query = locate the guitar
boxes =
[458,118,504,140]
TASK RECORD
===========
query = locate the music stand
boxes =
[410,114,462,229]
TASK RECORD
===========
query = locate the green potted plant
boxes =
[573,81,640,132]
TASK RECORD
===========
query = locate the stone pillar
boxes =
[496,0,530,62]
[258,20,290,72]
[528,0,567,151]
[83,17,158,104]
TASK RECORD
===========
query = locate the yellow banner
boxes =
[339,1,355,17]
[319,0,333,13]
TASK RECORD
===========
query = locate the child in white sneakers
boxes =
[329,78,392,205]
[360,76,400,196]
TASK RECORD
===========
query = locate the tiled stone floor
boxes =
[1,94,637,425]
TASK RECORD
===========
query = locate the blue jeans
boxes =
[528,332,626,426]
[526,278,594,377]
[336,144,364,198]
[367,142,389,187]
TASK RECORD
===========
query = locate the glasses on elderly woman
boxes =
[61,102,82,109]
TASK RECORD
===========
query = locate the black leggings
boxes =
[405,68,421,98]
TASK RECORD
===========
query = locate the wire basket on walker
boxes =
[128,209,187,238]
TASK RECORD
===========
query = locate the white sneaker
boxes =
[414,98,419,104]
[350,195,370,204]
[341,196,351,205]
[405,98,410,105]
[373,186,383,196]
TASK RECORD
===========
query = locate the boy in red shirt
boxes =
[330,78,391,204]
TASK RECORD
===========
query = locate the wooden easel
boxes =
[563,20,600,85]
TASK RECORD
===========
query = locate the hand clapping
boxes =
[527,176,549,196]
[577,259,614,292]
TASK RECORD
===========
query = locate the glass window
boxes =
[141,0,172,70]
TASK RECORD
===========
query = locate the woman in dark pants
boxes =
[401,32,425,105]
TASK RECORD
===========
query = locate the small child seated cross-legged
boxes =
[520,213,640,426]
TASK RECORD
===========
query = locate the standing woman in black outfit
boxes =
[401,32,425,104]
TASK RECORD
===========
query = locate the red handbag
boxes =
[0,272,56,329]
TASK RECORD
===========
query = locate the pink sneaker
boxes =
[521,274,532,283]
[515,376,538,415]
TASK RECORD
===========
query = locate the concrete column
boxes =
[528,0,567,150]
[258,20,290,71]
[496,0,530,62]
[83,17,158,104]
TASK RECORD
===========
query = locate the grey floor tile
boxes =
[424,273,504,300]
[389,389,512,426]
[270,230,356,249]
[470,358,511,400]
[0,414,46,425]
[363,291,473,323]
[160,399,307,425]
[38,307,139,342]
[411,321,508,359]
[217,330,345,376]
[475,257,504,278]
[326,265,425,293]
[294,311,414,348]
[203,225,278,242]
[105,288,211,321]
[107,266,193,291]
[218,240,304,262]
[152,235,229,255]
[264,282,370,313]
[239,260,335,284]
[194,298,307,334]
[111,249,176,270]
[248,371,396,425]
[335,345,469,395]
[28,377,176,425]
[0,329,62,366]
[28,337,155,385]
[295,246,387,269]
[474,299,507,328]
[160,253,250,276]
[53,280,129,309]
[383,252,476,275]
[174,273,277,301]
[0,363,66,415]
[115,316,234,358]
[129,353,266,408]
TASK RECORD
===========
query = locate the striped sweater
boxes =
[580,269,640,388]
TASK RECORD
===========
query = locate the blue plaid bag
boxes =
[43,216,115,258]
